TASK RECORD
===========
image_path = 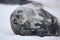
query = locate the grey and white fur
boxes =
[10,2,60,37]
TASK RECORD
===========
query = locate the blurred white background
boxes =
[32,0,60,7]
[0,0,60,40]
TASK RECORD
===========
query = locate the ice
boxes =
[0,33,60,40]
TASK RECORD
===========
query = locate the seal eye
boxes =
[17,10,22,13]
[13,19,18,24]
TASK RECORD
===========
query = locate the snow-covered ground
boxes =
[0,0,60,40]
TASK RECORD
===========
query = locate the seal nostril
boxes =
[16,15,20,19]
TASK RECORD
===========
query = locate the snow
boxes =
[0,33,60,40]
[0,0,60,40]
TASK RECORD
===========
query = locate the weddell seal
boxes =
[10,2,60,37]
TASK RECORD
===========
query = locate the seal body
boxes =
[10,2,60,37]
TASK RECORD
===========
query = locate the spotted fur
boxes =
[10,2,60,37]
